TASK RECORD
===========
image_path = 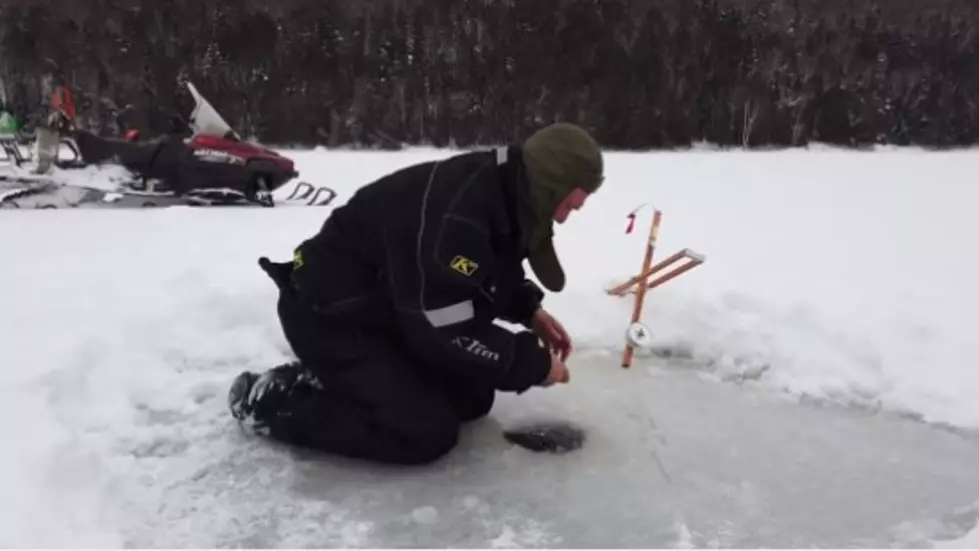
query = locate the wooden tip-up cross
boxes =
[606,207,706,368]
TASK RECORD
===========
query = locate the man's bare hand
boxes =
[531,308,573,362]
[540,352,570,387]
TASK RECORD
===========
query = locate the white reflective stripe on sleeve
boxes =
[424,300,475,328]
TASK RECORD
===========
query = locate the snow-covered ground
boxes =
[2,147,978,547]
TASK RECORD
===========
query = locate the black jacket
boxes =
[289,146,552,393]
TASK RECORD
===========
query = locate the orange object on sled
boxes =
[51,86,77,121]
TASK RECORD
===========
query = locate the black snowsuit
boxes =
[254,146,553,465]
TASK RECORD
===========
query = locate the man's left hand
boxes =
[531,308,573,362]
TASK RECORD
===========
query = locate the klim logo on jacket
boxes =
[451,336,500,362]
[449,255,479,277]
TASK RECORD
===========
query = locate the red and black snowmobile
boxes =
[0,83,336,209]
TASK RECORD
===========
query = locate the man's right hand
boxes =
[541,353,570,387]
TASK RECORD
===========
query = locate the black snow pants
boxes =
[255,259,495,465]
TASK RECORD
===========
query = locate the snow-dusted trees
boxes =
[0,0,975,148]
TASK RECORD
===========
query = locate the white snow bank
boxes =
[946,525,979,548]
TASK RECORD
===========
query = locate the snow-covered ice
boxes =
[2,147,979,547]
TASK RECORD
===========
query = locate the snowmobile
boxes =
[0,83,337,209]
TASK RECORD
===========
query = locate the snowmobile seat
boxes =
[71,130,187,182]
[72,131,170,167]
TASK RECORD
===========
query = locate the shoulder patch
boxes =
[449,255,479,276]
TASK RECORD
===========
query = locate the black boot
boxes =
[227,361,320,434]
[228,371,260,421]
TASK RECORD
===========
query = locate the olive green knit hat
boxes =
[521,122,604,293]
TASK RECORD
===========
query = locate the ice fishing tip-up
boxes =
[605,206,706,368]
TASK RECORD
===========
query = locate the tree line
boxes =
[0,0,976,149]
